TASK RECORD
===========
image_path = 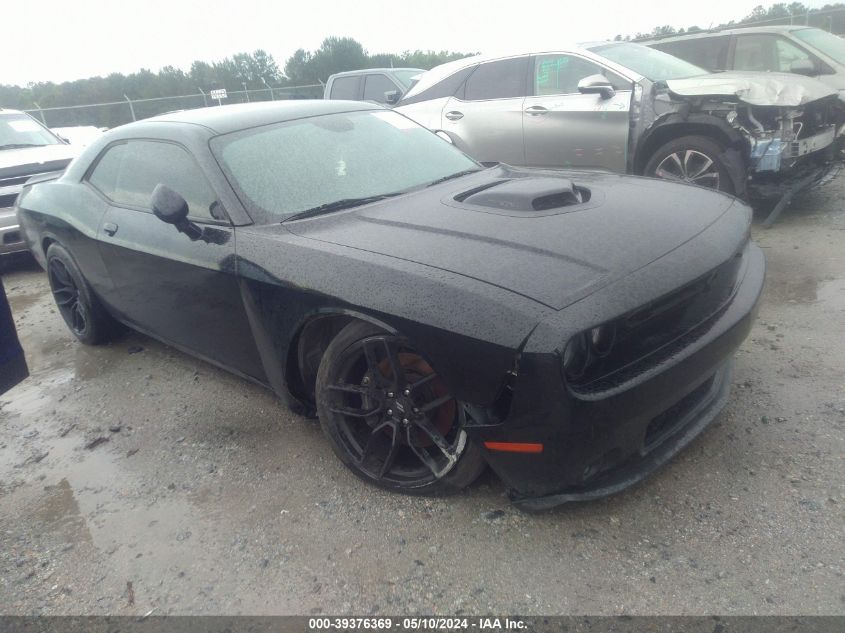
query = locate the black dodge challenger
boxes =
[16,101,765,510]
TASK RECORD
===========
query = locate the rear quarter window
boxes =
[463,57,529,101]
[329,76,360,100]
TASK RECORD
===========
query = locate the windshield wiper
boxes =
[284,192,404,222]
[426,168,483,187]
[0,143,46,150]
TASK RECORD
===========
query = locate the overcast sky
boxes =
[2,0,822,86]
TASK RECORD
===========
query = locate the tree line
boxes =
[614,2,845,41]
[0,37,473,127]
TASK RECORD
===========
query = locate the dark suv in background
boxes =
[323,68,424,105]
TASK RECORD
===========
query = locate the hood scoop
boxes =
[457,177,590,213]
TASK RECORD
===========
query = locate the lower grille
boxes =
[644,375,715,452]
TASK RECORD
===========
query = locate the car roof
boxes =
[0,108,26,116]
[329,68,425,79]
[140,100,381,134]
[641,24,812,44]
[402,45,642,100]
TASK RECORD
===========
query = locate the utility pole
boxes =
[32,102,47,125]
[261,77,274,100]
[123,95,136,122]
[242,82,250,102]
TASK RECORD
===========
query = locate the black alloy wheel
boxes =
[316,322,485,494]
[48,258,88,336]
[45,243,117,345]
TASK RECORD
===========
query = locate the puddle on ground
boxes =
[1,432,198,563]
[31,478,93,545]
[766,276,845,306]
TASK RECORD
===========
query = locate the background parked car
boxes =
[324,68,424,105]
[644,26,845,95]
[395,42,841,203]
[1,108,79,259]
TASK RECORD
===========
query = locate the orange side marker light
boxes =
[483,441,544,454]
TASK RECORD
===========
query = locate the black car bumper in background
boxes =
[474,242,766,511]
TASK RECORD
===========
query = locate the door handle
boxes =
[445,111,464,121]
[103,222,118,236]
[524,105,549,115]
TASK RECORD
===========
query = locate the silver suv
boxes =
[395,42,841,202]
[645,26,845,95]
[1,108,78,256]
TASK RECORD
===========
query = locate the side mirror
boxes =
[151,184,202,240]
[384,90,400,105]
[434,130,453,144]
[151,184,188,224]
[578,74,615,99]
[789,58,817,76]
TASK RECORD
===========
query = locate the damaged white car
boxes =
[396,41,842,215]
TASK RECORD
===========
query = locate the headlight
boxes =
[562,333,589,380]
[589,324,615,357]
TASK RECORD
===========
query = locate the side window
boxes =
[775,37,813,72]
[463,57,529,101]
[88,140,220,222]
[329,76,360,100]
[534,54,630,95]
[363,74,398,103]
[734,35,777,71]
[655,37,730,71]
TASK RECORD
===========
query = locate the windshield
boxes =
[0,113,63,150]
[589,42,708,81]
[793,28,845,65]
[393,70,424,89]
[211,109,479,221]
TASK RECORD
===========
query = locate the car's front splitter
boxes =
[509,362,733,512]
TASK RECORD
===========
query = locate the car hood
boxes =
[665,71,837,106]
[285,167,744,310]
[0,144,79,179]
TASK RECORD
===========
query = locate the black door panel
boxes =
[96,207,265,379]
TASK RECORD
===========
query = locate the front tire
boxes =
[644,135,736,194]
[46,243,118,345]
[315,322,485,495]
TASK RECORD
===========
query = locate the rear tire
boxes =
[46,243,118,345]
[644,135,736,195]
[315,321,485,495]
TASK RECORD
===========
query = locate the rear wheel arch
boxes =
[41,236,57,260]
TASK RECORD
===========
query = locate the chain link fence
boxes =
[24,84,323,130]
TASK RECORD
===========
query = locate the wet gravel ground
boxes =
[1,185,844,616]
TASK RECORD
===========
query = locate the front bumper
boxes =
[474,242,766,511]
